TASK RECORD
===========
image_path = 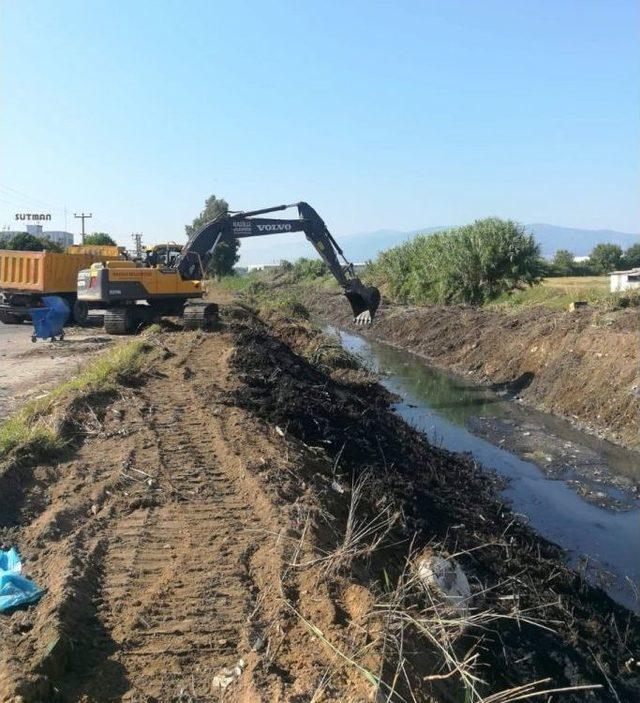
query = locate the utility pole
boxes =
[74,212,92,243]
[132,232,143,258]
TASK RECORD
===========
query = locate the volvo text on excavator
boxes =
[77,202,380,334]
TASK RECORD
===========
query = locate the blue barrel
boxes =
[29,296,70,342]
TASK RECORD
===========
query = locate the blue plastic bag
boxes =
[0,547,21,573]
[0,548,44,613]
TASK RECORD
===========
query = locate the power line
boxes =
[0,184,62,210]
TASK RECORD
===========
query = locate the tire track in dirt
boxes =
[65,333,277,701]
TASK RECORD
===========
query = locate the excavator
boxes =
[77,202,380,334]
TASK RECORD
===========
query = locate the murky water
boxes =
[331,327,640,613]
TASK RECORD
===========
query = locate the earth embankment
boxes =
[0,308,637,701]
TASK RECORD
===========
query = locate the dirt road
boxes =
[1,310,638,702]
[0,323,375,701]
[0,321,113,422]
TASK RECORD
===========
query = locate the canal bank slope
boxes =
[301,290,639,450]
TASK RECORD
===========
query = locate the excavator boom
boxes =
[175,202,380,323]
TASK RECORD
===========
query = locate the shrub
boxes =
[274,257,328,282]
[367,218,543,305]
[589,243,623,274]
[267,293,310,319]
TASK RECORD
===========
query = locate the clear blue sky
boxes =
[1,0,638,262]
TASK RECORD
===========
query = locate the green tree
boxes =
[41,238,64,252]
[3,233,64,252]
[84,232,117,246]
[185,194,239,278]
[622,242,640,269]
[589,243,623,273]
[4,232,46,251]
[367,218,543,305]
[552,249,575,276]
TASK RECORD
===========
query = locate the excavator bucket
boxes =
[345,285,381,325]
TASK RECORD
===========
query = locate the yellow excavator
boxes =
[77,202,380,334]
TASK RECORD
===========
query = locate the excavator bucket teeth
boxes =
[346,286,381,325]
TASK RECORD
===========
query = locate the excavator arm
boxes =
[175,202,380,323]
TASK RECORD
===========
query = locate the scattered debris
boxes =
[211,657,245,690]
[330,479,345,494]
[416,554,471,611]
[0,547,44,613]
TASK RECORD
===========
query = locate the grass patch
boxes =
[214,271,266,293]
[261,292,310,320]
[489,276,638,310]
[212,274,311,320]
[0,338,151,460]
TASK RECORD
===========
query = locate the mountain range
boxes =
[238,223,638,265]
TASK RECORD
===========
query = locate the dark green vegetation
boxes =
[83,232,117,246]
[548,242,639,276]
[366,217,542,305]
[622,242,640,268]
[276,257,328,281]
[185,194,239,277]
[1,232,64,252]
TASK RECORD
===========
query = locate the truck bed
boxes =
[0,247,122,294]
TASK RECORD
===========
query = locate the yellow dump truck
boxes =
[0,245,125,325]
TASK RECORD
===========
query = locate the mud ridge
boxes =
[227,313,640,701]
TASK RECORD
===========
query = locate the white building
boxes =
[610,268,640,292]
[246,264,279,273]
[0,224,74,248]
[42,230,74,247]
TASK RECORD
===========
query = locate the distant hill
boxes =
[524,224,638,257]
[337,223,639,262]
[238,222,638,265]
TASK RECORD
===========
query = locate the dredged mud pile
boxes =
[227,313,639,701]
[0,310,638,702]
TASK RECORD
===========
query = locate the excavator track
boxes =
[104,307,134,335]
[104,306,155,335]
[183,302,219,331]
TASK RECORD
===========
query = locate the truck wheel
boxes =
[0,311,26,325]
[104,307,135,335]
[71,299,89,325]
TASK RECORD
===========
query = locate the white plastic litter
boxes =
[330,480,345,494]
[211,657,245,690]
[417,555,471,611]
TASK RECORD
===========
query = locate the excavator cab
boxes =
[144,244,183,269]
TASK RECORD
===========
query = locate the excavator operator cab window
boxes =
[145,250,159,267]
[166,247,181,268]
[144,245,182,269]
